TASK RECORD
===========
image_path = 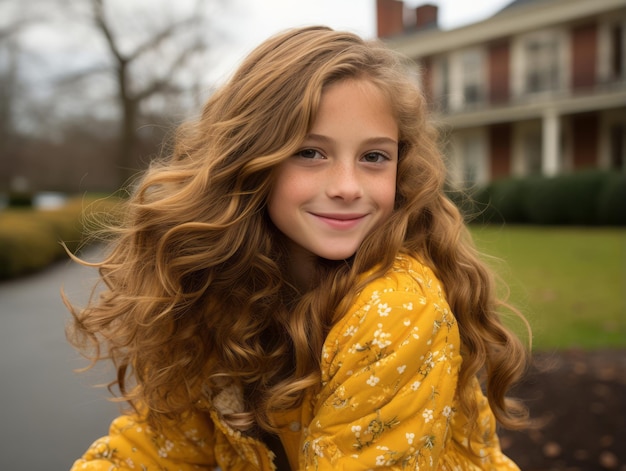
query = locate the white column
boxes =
[542,108,560,176]
[448,51,463,112]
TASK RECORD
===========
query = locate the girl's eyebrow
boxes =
[304,133,398,146]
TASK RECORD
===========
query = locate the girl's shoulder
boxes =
[356,254,444,305]
[320,252,460,392]
[328,254,453,344]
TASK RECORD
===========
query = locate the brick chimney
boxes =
[377,1,440,38]
[376,0,404,38]
[414,4,439,30]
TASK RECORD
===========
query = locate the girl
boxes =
[67,26,530,470]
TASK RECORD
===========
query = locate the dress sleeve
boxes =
[70,412,217,471]
[301,263,463,470]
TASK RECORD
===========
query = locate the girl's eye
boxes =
[362,152,388,163]
[295,149,323,159]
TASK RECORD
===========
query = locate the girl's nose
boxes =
[325,160,363,201]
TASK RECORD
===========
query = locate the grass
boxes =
[471,225,626,351]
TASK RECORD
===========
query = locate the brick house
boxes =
[377,0,626,188]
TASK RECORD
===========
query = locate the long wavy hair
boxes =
[66,26,530,436]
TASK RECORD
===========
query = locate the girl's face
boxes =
[268,79,398,277]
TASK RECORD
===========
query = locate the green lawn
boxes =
[471,226,625,351]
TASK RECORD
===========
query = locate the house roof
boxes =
[383,0,625,58]
[495,0,548,14]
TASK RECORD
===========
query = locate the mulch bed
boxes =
[500,349,626,471]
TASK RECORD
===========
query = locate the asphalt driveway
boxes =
[0,247,119,470]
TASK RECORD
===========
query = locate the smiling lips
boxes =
[311,212,368,230]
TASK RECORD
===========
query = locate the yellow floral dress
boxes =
[71,255,520,470]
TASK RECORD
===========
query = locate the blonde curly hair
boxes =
[66,26,530,436]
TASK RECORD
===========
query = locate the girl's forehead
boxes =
[320,77,396,110]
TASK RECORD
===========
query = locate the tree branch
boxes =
[133,38,207,101]
[127,16,198,64]
[91,0,126,66]
[52,64,111,87]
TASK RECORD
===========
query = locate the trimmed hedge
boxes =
[458,170,626,226]
[0,196,121,279]
[597,172,626,225]
[7,191,34,208]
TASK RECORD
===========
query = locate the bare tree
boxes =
[0,0,228,193]
[94,0,220,186]
[0,36,19,191]
[56,0,225,188]
[0,0,46,191]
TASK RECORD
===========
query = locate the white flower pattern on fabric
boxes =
[366,375,380,387]
[378,303,392,317]
[372,323,392,349]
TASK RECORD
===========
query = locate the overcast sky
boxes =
[234,0,513,36]
[210,0,513,82]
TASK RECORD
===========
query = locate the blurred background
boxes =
[0,0,624,470]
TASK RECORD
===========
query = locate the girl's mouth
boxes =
[311,213,367,229]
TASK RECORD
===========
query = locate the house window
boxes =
[610,24,624,80]
[524,36,560,93]
[461,134,487,186]
[524,131,543,175]
[462,50,484,106]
